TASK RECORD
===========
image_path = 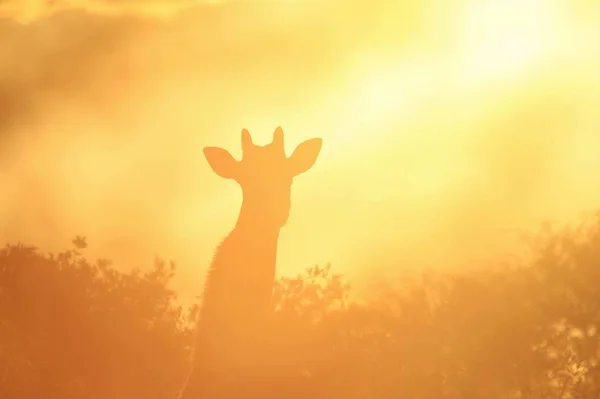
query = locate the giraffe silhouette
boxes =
[178,126,322,399]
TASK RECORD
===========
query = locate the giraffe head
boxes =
[203,127,322,228]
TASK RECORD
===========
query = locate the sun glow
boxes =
[3,0,600,302]
[456,0,563,83]
[321,0,569,159]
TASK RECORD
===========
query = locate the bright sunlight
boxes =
[2,0,600,305]
[3,0,600,398]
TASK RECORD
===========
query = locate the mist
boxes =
[2,0,600,302]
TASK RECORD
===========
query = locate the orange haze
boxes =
[1,0,600,303]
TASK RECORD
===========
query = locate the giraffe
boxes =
[178,126,323,399]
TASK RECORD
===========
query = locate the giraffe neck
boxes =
[233,199,281,285]
[190,200,283,386]
[199,200,282,331]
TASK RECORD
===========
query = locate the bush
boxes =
[1,214,600,398]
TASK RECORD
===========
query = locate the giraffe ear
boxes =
[203,147,239,180]
[288,138,322,176]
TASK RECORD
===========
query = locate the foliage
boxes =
[0,243,192,399]
[1,213,600,398]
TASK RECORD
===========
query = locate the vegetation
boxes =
[1,214,600,399]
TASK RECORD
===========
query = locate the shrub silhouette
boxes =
[1,212,600,399]
[0,243,191,399]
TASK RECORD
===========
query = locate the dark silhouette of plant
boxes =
[1,211,600,399]
[0,241,193,399]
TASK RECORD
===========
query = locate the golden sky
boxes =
[1,0,600,302]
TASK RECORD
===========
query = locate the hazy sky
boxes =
[1,0,600,302]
